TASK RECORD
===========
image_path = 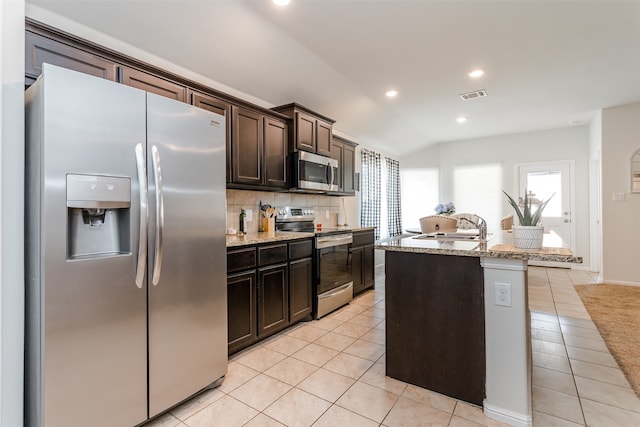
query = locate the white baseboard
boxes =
[484,402,532,427]
[598,279,640,287]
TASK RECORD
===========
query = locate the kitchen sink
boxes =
[413,231,494,241]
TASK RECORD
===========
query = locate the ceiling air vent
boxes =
[459,89,487,101]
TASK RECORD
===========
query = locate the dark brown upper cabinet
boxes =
[264,117,288,188]
[25,30,117,87]
[190,91,232,183]
[316,119,333,157]
[230,106,288,189]
[119,66,186,102]
[232,106,263,186]
[272,103,335,157]
[330,135,358,195]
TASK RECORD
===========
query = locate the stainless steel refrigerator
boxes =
[25,64,227,427]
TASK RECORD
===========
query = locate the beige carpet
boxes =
[575,284,640,398]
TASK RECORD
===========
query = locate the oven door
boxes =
[316,233,353,318]
[295,151,338,192]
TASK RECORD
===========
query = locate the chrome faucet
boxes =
[458,216,488,241]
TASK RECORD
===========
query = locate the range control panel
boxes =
[275,206,315,222]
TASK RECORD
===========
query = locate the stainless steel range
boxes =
[276,207,354,318]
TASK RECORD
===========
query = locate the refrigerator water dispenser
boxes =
[67,174,131,259]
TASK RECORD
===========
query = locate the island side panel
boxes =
[384,251,485,406]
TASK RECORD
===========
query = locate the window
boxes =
[400,168,439,230]
[453,163,502,230]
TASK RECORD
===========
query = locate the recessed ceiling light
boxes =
[456,116,468,124]
[468,69,485,78]
[385,90,398,98]
[273,0,290,6]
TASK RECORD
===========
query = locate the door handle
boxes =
[134,144,147,289]
[151,145,164,286]
[326,161,331,185]
[564,219,570,223]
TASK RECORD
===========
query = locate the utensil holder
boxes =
[263,217,275,232]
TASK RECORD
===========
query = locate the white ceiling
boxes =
[27,0,640,156]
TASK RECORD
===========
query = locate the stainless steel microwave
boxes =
[292,151,339,192]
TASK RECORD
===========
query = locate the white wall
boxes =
[401,126,592,269]
[589,112,602,275]
[0,1,25,426]
[601,102,640,285]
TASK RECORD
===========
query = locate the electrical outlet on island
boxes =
[494,282,512,307]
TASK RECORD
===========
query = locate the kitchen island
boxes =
[376,231,581,427]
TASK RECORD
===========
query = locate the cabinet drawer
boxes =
[352,230,375,247]
[258,244,288,266]
[289,239,313,260]
[227,247,256,273]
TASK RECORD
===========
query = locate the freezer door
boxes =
[25,64,148,427]
[146,93,228,416]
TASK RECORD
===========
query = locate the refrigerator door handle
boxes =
[134,143,147,289]
[151,145,164,286]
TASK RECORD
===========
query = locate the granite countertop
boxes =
[226,231,315,248]
[315,225,376,234]
[226,226,375,247]
[376,230,583,263]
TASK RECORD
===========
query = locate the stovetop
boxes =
[274,206,354,236]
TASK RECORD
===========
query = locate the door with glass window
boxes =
[518,161,573,258]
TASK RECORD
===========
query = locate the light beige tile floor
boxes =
[148,267,640,426]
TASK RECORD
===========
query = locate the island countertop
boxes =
[376,230,582,263]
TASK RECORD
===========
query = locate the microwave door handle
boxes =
[325,161,331,185]
[330,162,335,187]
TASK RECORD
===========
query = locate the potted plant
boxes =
[503,190,554,249]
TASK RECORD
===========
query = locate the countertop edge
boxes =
[227,232,315,248]
[375,231,583,264]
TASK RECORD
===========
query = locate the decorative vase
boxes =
[512,225,544,250]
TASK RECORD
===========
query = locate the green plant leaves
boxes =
[503,190,554,226]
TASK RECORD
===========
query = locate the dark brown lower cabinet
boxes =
[227,238,313,355]
[289,257,313,323]
[385,251,485,406]
[351,246,365,294]
[258,264,289,338]
[227,271,257,355]
[351,229,375,295]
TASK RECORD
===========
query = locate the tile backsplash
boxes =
[226,190,347,233]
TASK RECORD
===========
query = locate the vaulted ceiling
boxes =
[27,0,640,156]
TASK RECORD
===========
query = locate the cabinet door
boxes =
[258,264,289,338]
[363,244,375,290]
[227,271,257,355]
[316,119,333,157]
[289,257,313,323]
[343,143,356,195]
[232,106,263,185]
[295,112,316,152]
[119,66,186,102]
[264,118,288,188]
[350,246,365,295]
[330,140,344,192]
[25,31,117,84]
[191,92,232,183]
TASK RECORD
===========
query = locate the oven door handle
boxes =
[316,234,353,249]
[318,282,353,299]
